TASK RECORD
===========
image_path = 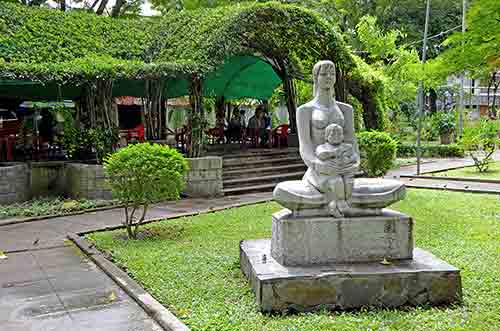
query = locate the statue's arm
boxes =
[297,105,317,169]
[338,101,360,163]
[338,102,354,144]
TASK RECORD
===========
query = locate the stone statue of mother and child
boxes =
[240,60,462,313]
[273,60,404,217]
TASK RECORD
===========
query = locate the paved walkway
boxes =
[387,152,500,193]
[400,176,500,194]
[388,151,500,177]
[0,192,271,331]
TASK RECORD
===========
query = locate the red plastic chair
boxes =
[0,120,20,161]
[272,124,289,148]
[121,124,145,144]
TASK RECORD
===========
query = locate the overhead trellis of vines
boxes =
[0,1,389,152]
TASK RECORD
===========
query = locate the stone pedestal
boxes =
[241,239,462,312]
[241,208,462,312]
[271,209,413,266]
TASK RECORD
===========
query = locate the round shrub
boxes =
[357,131,397,177]
[104,143,188,238]
[432,112,456,135]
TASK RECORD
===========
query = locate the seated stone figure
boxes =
[273,60,405,217]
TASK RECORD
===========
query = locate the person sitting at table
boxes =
[248,105,270,147]
[227,108,242,142]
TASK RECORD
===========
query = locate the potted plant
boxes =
[433,112,456,145]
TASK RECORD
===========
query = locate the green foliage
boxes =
[57,117,119,164]
[89,190,500,330]
[355,15,420,117]
[357,130,397,177]
[348,55,388,130]
[397,143,464,158]
[0,197,114,219]
[335,0,461,59]
[437,0,500,78]
[0,2,351,82]
[459,120,500,172]
[104,143,188,238]
[431,111,456,135]
[88,127,120,164]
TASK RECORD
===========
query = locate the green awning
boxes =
[203,56,281,100]
[0,56,282,101]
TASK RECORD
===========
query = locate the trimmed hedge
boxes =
[357,131,397,177]
[397,143,464,158]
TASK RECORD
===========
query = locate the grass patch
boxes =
[431,162,500,180]
[88,190,500,331]
[0,197,117,219]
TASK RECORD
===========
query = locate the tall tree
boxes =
[435,0,500,115]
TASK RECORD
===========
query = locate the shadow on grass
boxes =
[114,223,187,242]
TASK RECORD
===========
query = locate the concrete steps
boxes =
[223,163,306,180]
[222,148,305,195]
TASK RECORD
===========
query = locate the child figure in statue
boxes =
[315,123,357,217]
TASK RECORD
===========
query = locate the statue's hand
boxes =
[311,158,337,175]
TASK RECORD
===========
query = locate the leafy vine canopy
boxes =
[0,2,355,99]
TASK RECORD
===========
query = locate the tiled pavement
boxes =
[0,192,271,331]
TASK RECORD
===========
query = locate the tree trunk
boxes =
[59,0,66,11]
[271,58,297,134]
[144,80,165,140]
[492,72,500,118]
[215,96,225,130]
[110,0,124,17]
[282,73,297,134]
[335,69,347,103]
[492,85,499,118]
[429,88,437,114]
[96,0,108,15]
[348,80,382,130]
[188,75,204,158]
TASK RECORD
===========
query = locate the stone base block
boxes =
[241,239,462,312]
[271,209,413,266]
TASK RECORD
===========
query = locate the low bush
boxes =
[0,197,113,219]
[431,111,456,135]
[104,143,188,239]
[397,143,464,158]
[357,131,397,177]
[459,120,500,172]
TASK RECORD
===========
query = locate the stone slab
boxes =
[271,209,413,266]
[241,239,462,312]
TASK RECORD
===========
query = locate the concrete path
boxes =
[387,152,500,193]
[400,176,500,194]
[387,157,475,177]
[0,192,271,331]
[388,151,500,177]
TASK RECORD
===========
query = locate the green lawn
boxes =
[431,162,500,180]
[0,197,116,219]
[89,190,500,331]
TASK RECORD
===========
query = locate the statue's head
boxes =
[325,123,343,145]
[313,60,336,97]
